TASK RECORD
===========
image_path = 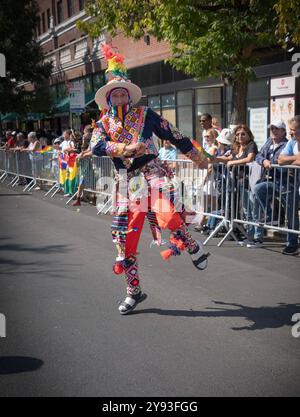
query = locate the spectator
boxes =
[70,130,82,154]
[204,128,234,234]
[277,115,300,255]
[81,125,93,151]
[23,131,41,153]
[60,129,75,153]
[215,128,233,157]
[195,128,219,232]
[73,127,98,206]
[215,124,258,166]
[254,120,288,220]
[23,132,43,190]
[51,138,61,183]
[245,120,289,248]
[199,113,218,150]
[4,130,16,149]
[158,139,178,161]
[214,125,258,244]
[212,117,222,132]
[13,133,26,150]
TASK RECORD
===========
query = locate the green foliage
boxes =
[78,0,299,122]
[78,0,283,82]
[274,0,300,46]
[0,0,53,115]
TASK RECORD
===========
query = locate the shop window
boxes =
[162,93,175,108]
[162,109,176,126]
[196,87,221,104]
[177,106,193,138]
[177,90,193,106]
[148,95,160,110]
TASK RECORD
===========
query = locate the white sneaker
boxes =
[246,240,263,248]
[189,241,210,270]
[237,239,251,247]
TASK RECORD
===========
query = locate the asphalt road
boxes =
[0,182,299,397]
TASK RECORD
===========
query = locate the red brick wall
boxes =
[112,34,171,69]
[36,1,172,83]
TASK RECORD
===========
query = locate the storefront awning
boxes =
[85,91,96,107]
[0,112,18,122]
[54,97,70,114]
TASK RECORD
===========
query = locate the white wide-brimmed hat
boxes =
[94,44,142,110]
[95,77,142,110]
[216,128,234,145]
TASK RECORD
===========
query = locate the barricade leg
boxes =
[44,183,59,197]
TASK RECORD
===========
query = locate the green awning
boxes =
[54,96,70,114]
[1,112,18,122]
[85,91,96,106]
[25,113,45,121]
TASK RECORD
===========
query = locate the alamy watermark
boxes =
[291,53,300,77]
[0,313,6,338]
[291,313,300,338]
[0,53,6,78]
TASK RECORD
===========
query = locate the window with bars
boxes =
[42,13,46,33]
[75,39,88,59]
[57,1,63,24]
[67,0,74,18]
[79,0,85,11]
[60,48,71,65]
[36,16,41,36]
[47,9,51,29]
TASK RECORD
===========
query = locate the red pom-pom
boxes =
[113,262,124,275]
[160,249,173,261]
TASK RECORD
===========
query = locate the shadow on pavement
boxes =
[0,243,73,254]
[0,356,43,375]
[133,300,300,331]
[0,194,31,197]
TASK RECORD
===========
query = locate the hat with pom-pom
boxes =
[95,44,142,109]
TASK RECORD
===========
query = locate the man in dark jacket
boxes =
[253,120,288,243]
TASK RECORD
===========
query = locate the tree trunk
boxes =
[230,77,248,125]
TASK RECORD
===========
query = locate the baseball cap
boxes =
[53,138,61,144]
[268,120,286,130]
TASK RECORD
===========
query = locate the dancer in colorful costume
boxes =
[92,44,210,315]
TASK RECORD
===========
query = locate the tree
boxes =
[78,0,298,124]
[275,0,300,46]
[0,0,52,118]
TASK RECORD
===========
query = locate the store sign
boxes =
[0,53,6,77]
[249,107,268,148]
[69,81,85,113]
[270,76,295,97]
[270,97,295,128]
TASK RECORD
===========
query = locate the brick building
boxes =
[3,0,300,145]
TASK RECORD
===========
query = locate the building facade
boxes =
[2,0,300,145]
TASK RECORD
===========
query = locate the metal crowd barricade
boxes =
[169,159,230,246]
[230,163,300,239]
[71,156,115,213]
[0,149,7,181]
[34,151,59,189]
[1,148,299,247]
[1,150,19,186]
[17,151,36,191]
